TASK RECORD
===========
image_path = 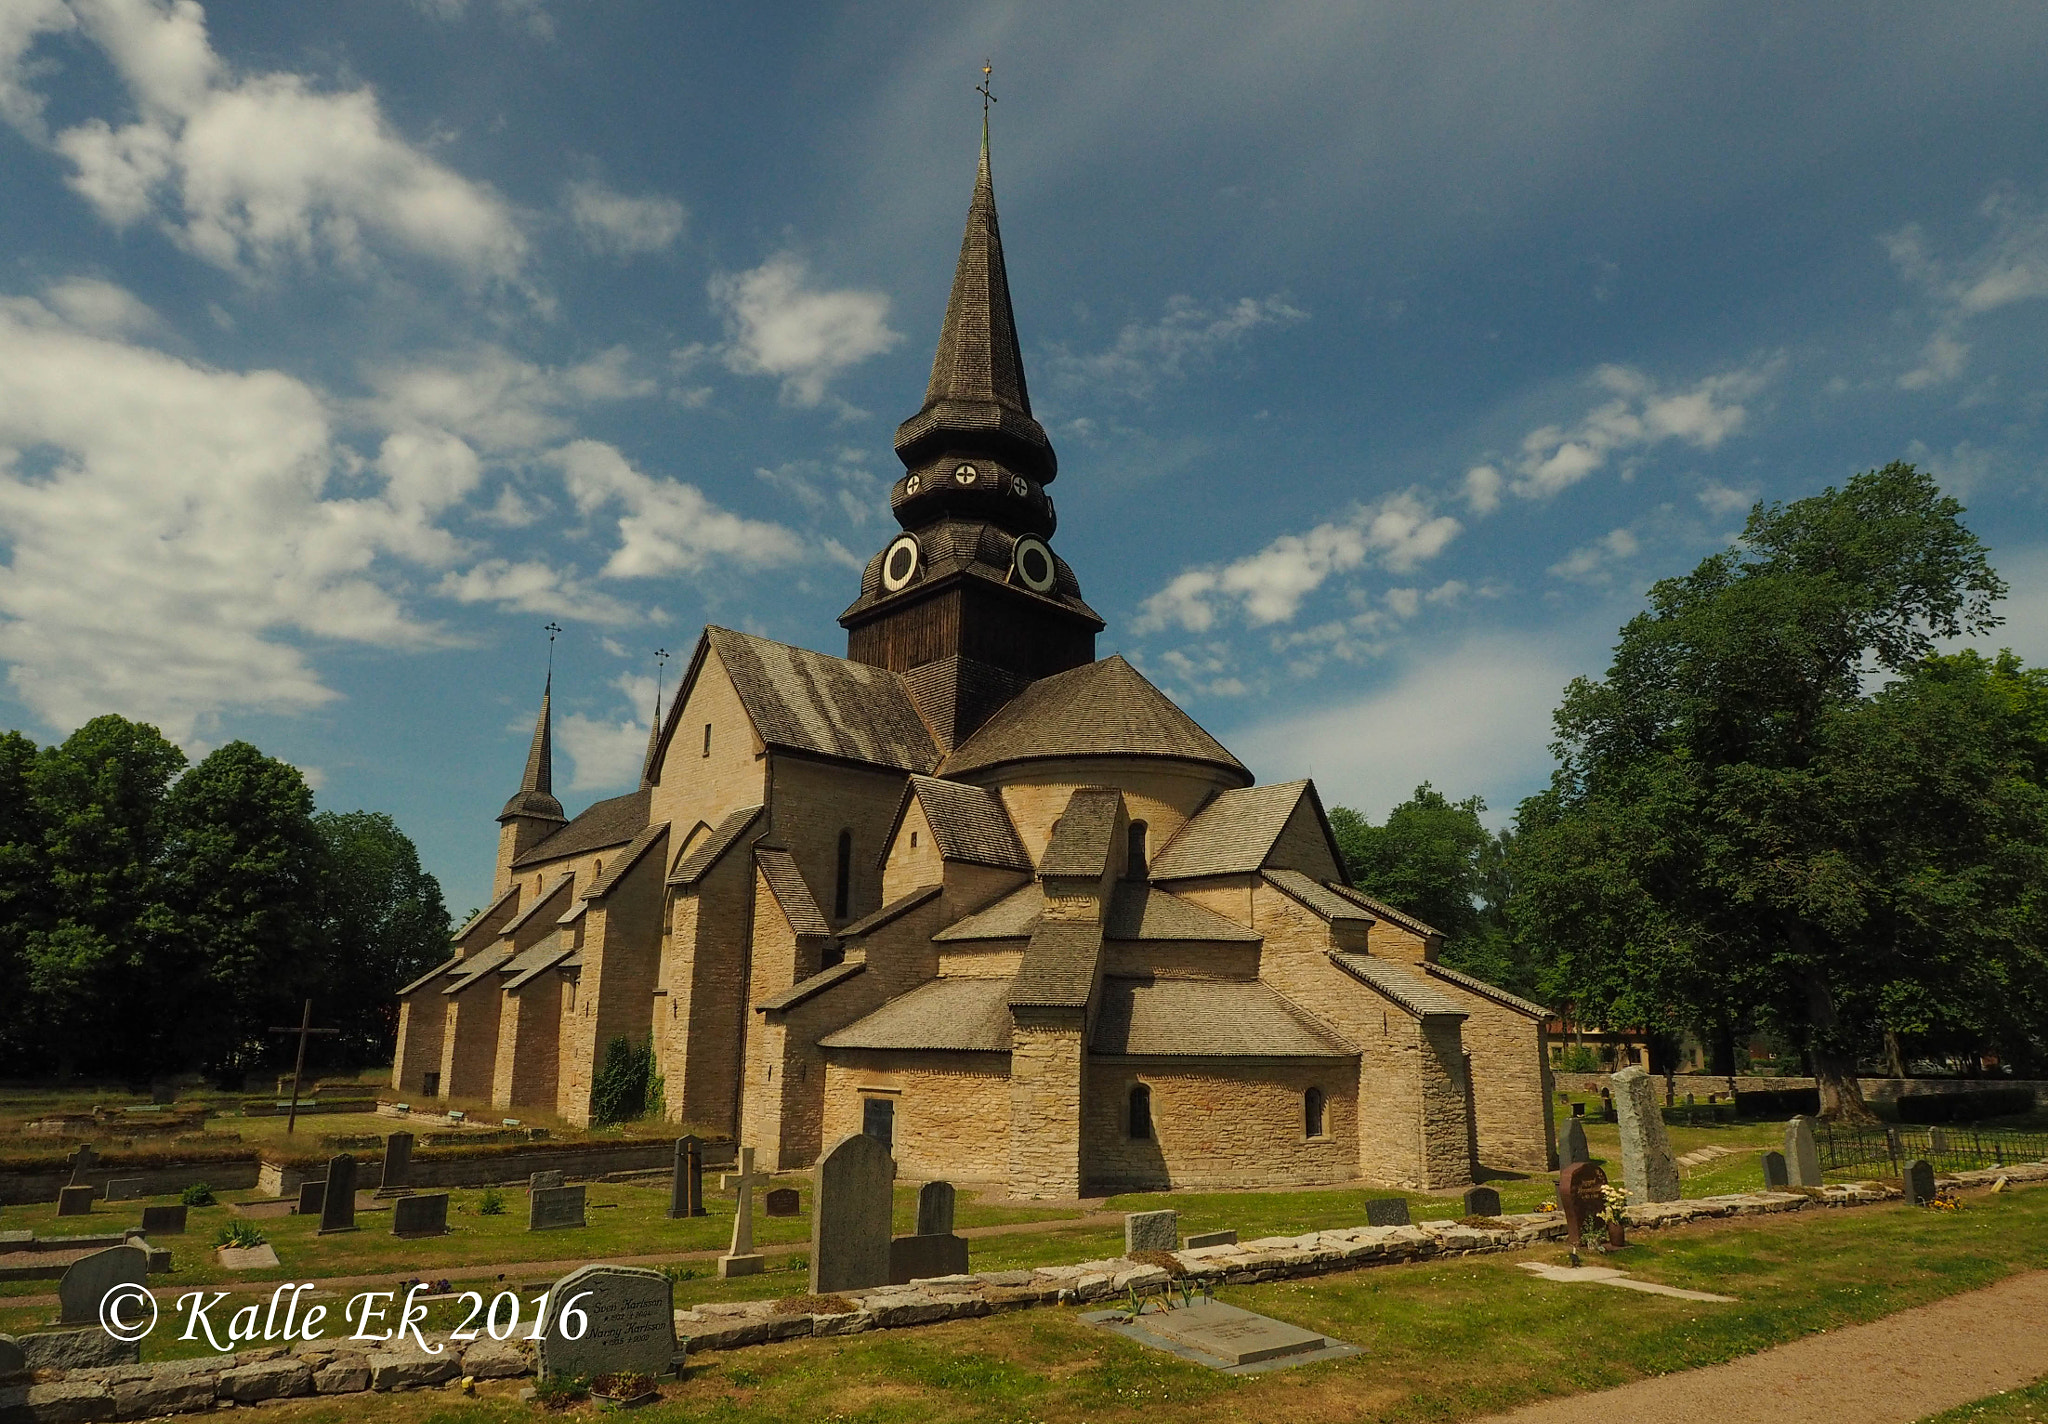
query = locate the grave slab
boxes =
[1761,1150,1789,1189]
[1184,1230,1237,1249]
[1560,1117,1590,1168]
[916,1182,956,1237]
[669,1135,705,1219]
[1364,1198,1410,1227]
[139,1205,187,1236]
[1786,1115,1824,1187]
[1612,1066,1681,1203]
[56,1187,94,1217]
[810,1132,894,1296]
[1463,1186,1502,1218]
[317,1154,358,1235]
[103,1179,145,1203]
[888,1232,969,1285]
[764,1188,800,1217]
[1517,1260,1737,1302]
[1905,1159,1937,1207]
[217,1244,281,1270]
[391,1192,449,1237]
[1083,1300,1362,1375]
[295,1181,326,1217]
[528,1185,586,1231]
[57,1243,148,1325]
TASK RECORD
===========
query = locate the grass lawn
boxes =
[119,1174,2048,1424]
[1921,1379,2048,1423]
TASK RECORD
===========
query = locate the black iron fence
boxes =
[1818,1122,2048,1175]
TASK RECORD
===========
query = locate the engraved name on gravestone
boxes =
[668,1136,705,1220]
[1761,1150,1789,1189]
[392,1192,449,1237]
[1785,1115,1823,1187]
[1364,1198,1410,1227]
[58,1243,148,1326]
[1463,1186,1502,1218]
[139,1204,187,1235]
[1611,1066,1680,1204]
[1125,1209,1178,1254]
[538,1264,674,1382]
[1557,1160,1609,1251]
[810,1132,893,1296]
[529,1185,586,1231]
[317,1154,358,1235]
[1560,1116,1590,1168]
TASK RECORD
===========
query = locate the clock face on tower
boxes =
[881,534,920,591]
[1012,535,1057,592]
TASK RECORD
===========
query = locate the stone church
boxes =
[392,131,1553,1197]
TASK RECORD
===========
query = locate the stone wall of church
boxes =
[1418,1017,1474,1188]
[1008,1011,1086,1197]
[660,846,757,1136]
[767,754,910,931]
[980,759,1239,865]
[391,996,446,1097]
[648,643,769,843]
[1083,1060,1358,1191]
[822,1050,1013,1182]
[438,979,503,1103]
[1362,918,1434,965]
[1267,796,1343,881]
[491,978,562,1111]
[555,835,667,1126]
[938,942,1026,977]
[1101,941,1259,980]
[1431,978,1554,1172]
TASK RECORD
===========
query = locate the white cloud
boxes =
[1135,489,1461,633]
[552,439,805,579]
[1549,526,1640,581]
[556,672,656,793]
[1462,463,1502,514]
[433,558,631,624]
[1507,361,1771,499]
[567,179,686,256]
[39,276,161,336]
[361,345,651,454]
[1695,481,1757,517]
[5,0,526,281]
[1048,293,1307,402]
[1885,191,2048,389]
[710,254,900,406]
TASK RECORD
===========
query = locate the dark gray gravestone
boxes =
[763,1187,800,1217]
[1560,1117,1590,1168]
[1785,1116,1823,1187]
[1571,1100,1586,1117]
[139,1204,187,1235]
[530,1170,566,1192]
[317,1154,358,1234]
[1364,1197,1410,1227]
[1463,1186,1502,1218]
[56,1186,94,1216]
[1905,1159,1937,1207]
[538,1264,674,1381]
[1761,1150,1789,1189]
[57,1243,148,1325]
[1611,1066,1680,1203]
[381,1132,415,1193]
[1125,1209,1178,1254]
[66,1145,97,1186]
[668,1135,705,1219]
[529,1184,586,1231]
[392,1192,449,1237]
[810,1131,894,1295]
[888,1232,969,1285]
[1185,1229,1238,1249]
[103,1178,145,1202]
[917,1181,956,1237]
[296,1180,326,1216]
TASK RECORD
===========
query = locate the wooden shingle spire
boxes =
[499,671,567,825]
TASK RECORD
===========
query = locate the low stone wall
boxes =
[1552,1073,2048,1108]
[0,1160,259,1208]
[253,1138,736,1197]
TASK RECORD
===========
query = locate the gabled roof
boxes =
[757,960,867,1014]
[583,823,667,901]
[1330,953,1468,1020]
[442,945,513,995]
[1104,884,1262,943]
[1008,920,1102,1010]
[513,787,650,868]
[1149,780,1332,881]
[1263,868,1374,925]
[1039,785,1123,879]
[699,627,940,773]
[501,935,575,991]
[398,954,462,997]
[669,804,764,886]
[938,656,1250,782]
[498,873,574,936]
[820,976,1015,1053]
[838,884,943,940]
[451,885,520,946]
[756,847,830,936]
[933,881,1042,942]
[900,776,1031,870]
[1324,882,1443,939]
[1091,978,1356,1058]
[1425,962,1549,1019]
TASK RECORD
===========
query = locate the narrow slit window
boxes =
[702,722,712,757]
[1128,1084,1153,1140]
[1126,820,1148,879]
[834,829,853,921]
[1305,1087,1326,1139]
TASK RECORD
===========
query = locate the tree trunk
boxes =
[1883,1031,1907,1080]
[1800,963,1878,1123]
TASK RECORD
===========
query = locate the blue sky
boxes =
[2,1,2045,914]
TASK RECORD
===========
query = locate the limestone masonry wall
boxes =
[1434,979,1553,1172]
[823,1050,1013,1181]
[1083,1059,1358,1190]
[1009,1015,1086,1197]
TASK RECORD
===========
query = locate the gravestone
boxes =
[56,1186,94,1216]
[1928,1127,1951,1155]
[57,1243,148,1326]
[139,1204,187,1235]
[103,1179,145,1202]
[1463,1186,1502,1218]
[810,1132,894,1296]
[1364,1197,1410,1227]
[1125,1209,1178,1254]
[1557,1160,1610,1251]
[1904,1159,1936,1207]
[530,1170,566,1191]
[1570,1100,1586,1117]
[1785,1115,1823,1187]
[888,1231,970,1285]
[381,1132,415,1194]
[916,1181,956,1237]
[529,1185,586,1231]
[318,1154,358,1234]
[1599,1088,1614,1121]
[392,1192,449,1237]
[1761,1150,1789,1189]
[0,1333,23,1377]
[295,1180,326,1216]
[66,1145,97,1186]
[1560,1116,1590,1169]
[668,1135,705,1219]
[763,1187,800,1217]
[537,1264,675,1382]
[1140,1299,1329,1368]
[1185,1229,1238,1249]
[718,1147,771,1277]
[1610,1066,1680,1203]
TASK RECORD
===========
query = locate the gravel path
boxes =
[1475,1269,2048,1424]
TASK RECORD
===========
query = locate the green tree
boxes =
[0,731,47,1073]
[1513,463,2023,1117]
[313,810,452,1062]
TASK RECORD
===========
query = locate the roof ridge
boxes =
[1323,881,1442,938]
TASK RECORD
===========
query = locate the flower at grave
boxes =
[1538,1200,1558,1213]
[1598,1184,1630,1226]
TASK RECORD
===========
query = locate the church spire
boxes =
[499,671,567,824]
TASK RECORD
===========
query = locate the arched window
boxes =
[1128,1083,1153,1140]
[1126,821,1148,880]
[1304,1087,1326,1139]
[833,829,853,921]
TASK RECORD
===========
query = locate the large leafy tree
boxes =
[313,810,452,1062]
[0,731,48,1073]
[1513,463,2032,1117]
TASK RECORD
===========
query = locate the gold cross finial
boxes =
[976,59,996,121]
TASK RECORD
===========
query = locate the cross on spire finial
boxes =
[976,59,996,124]
[543,622,562,679]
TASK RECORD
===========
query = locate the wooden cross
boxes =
[266,999,339,1136]
[719,1146,773,1273]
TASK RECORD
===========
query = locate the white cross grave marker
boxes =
[718,1146,771,1278]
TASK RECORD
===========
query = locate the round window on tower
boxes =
[953,462,979,485]
[904,473,921,496]
[881,534,920,592]
[1012,534,1057,592]
[1010,475,1029,498]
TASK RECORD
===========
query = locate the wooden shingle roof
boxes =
[905,776,1031,869]
[755,847,830,937]
[498,873,573,935]
[583,823,666,901]
[669,804,764,886]
[1425,962,1550,1019]
[1008,921,1103,1010]
[819,976,1016,1052]
[1325,881,1443,939]
[707,627,939,773]
[1090,978,1356,1058]
[501,935,575,991]
[757,960,867,1014]
[938,656,1249,781]
[1103,884,1261,943]
[932,881,1042,941]
[1038,786,1123,879]
[1264,868,1374,924]
[1330,953,1468,1019]
[512,787,650,869]
[838,884,943,940]
[1148,780,1312,881]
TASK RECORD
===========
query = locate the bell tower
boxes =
[840,123,1102,750]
